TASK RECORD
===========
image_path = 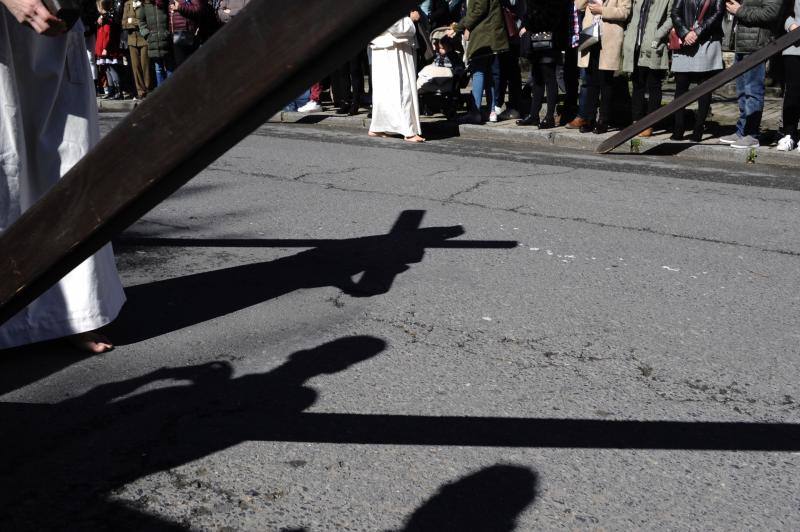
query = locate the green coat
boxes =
[622,0,674,72]
[136,0,172,59]
[455,0,509,59]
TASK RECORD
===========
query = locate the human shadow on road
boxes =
[0,336,387,530]
[398,464,537,532]
[109,210,517,345]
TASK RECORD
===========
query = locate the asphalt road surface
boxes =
[1,117,799,531]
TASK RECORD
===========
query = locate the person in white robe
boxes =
[369,15,426,143]
[0,0,126,352]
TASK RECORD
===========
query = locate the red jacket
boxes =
[95,14,123,59]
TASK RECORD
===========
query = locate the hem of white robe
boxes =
[0,296,126,350]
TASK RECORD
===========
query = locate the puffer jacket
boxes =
[733,0,784,53]
[671,0,724,43]
[137,0,172,58]
[454,0,510,59]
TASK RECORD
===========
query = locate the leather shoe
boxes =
[516,115,540,126]
[593,121,609,134]
[566,117,589,129]
[638,127,653,138]
[579,122,594,134]
[539,117,556,130]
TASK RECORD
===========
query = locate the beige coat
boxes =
[576,0,632,71]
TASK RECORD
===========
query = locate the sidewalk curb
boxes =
[273,111,798,169]
[98,100,796,170]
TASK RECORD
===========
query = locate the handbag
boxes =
[529,31,554,51]
[668,0,713,51]
[578,17,602,51]
[502,6,519,40]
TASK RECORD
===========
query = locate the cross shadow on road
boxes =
[108,210,517,345]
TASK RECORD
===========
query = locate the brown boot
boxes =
[638,128,653,138]
[565,117,589,130]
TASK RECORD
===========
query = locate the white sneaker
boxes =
[776,135,796,152]
[297,100,322,113]
[494,106,504,115]
[489,111,498,123]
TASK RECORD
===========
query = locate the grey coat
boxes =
[733,0,783,53]
[783,0,800,55]
[622,0,675,72]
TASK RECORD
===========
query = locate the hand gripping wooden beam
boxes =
[0,0,417,327]
[597,28,800,154]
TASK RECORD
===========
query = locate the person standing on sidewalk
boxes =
[123,0,152,99]
[137,0,174,86]
[719,0,783,149]
[622,0,674,137]
[670,0,724,141]
[446,0,510,124]
[776,2,800,151]
[516,0,571,129]
[575,0,632,134]
[0,0,127,352]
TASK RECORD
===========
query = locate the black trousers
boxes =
[562,46,580,119]
[673,70,719,137]
[529,61,558,120]
[340,54,364,107]
[783,56,800,139]
[631,65,665,121]
[584,49,613,123]
[497,46,522,111]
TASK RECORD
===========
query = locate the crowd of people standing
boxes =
[291,0,797,152]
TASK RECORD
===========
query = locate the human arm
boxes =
[136,4,149,37]
[732,0,782,25]
[602,0,631,21]
[174,0,204,19]
[695,0,724,38]
[0,0,67,34]
[671,0,692,37]
[653,0,675,42]
[455,0,488,31]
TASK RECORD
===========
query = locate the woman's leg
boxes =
[671,72,690,139]
[529,63,545,119]
[646,68,665,115]
[543,62,558,121]
[631,66,647,122]
[470,60,486,113]
[694,71,718,137]
[582,51,601,128]
[782,56,800,140]
[597,70,614,124]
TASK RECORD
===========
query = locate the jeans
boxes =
[577,68,588,120]
[735,53,766,137]
[153,57,174,87]
[469,55,495,113]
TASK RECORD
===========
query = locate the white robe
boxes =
[0,8,126,350]
[369,18,422,138]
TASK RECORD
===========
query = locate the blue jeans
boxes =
[153,57,174,87]
[470,55,495,113]
[735,53,766,137]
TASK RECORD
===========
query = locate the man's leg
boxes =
[742,61,766,137]
[735,53,748,137]
[129,45,145,98]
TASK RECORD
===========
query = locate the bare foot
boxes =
[404,135,426,143]
[67,330,114,353]
[368,131,388,138]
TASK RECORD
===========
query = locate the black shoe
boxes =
[516,115,539,126]
[592,121,609,134]
[579,122,595,134]
[347,103,360,116]
[689,130,703,142]
[539,117,556,130]
[670,133,685,141]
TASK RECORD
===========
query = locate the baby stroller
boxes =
[417,27,468,121]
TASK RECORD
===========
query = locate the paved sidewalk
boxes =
[98,93,797,169]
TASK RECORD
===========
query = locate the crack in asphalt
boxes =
[206,165,800,258]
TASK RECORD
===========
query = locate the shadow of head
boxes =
[283,336,387,377]
[401,464,538,532]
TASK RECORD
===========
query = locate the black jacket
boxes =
[733,0,785,53]
[523,0,571,50]
[671,0,725,42]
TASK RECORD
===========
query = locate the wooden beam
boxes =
[0,0,417,327]
[597,28,800,154]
